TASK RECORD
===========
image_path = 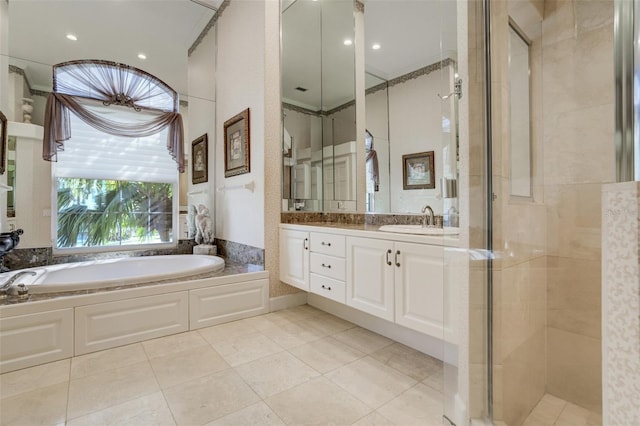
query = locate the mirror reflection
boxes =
[281,0,356,212]
[363,0,458,215]
[281,0,460,215]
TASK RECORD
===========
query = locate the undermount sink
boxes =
[378,225,460,236]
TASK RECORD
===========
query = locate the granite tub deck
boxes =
[0,260,269,373]
[0,259,264,306]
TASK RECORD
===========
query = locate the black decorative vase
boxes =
[0,229,24,272]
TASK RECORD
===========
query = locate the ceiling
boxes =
[7,0,221,96]
[282,0,458,111]
[363,0,457,81]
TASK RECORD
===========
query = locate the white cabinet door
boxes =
[346,236,394,320]
[190,279,269,329]
[0,309,73,374]
[394,242,444,337]
[280,229,309,291]
[75,292,189,356]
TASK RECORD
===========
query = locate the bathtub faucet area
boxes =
[0,270,36,300]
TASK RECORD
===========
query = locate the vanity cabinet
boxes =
[346,237,445,337]
[280,224,455,342]
[280,229,309,291]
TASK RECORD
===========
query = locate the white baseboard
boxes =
[308,293,458,363]
[269,291,308,312]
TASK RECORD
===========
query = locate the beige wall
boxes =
[542,0,614,413]
[490,0,547,424]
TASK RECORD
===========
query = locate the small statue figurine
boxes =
[194,204,214,245]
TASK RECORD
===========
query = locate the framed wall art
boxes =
[402,151,435,190]
[191,134,208,184]
[224,108,250,178]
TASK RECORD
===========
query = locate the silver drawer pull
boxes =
[321,241,332,247]
[386,249,392,266]
[321,263,331,269]
[321,284,332,291]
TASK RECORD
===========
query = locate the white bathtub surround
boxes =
[0,263,268,373]
[602,182,640,425]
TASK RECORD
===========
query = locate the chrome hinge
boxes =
[438,78,463,100]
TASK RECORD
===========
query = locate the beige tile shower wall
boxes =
[542,0,614,413]
[489,0,547,424]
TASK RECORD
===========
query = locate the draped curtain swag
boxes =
[43,60,185,172]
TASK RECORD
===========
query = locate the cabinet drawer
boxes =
[310,253,346,281]
[310,233,345,257]
[310,273,346,304]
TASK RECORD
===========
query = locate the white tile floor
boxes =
[522,394,602,426]
[0,305,445,426]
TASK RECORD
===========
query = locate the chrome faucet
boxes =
[0,271,37,299]
[421,204,435,228]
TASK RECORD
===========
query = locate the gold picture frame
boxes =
[402,151,435,190]
[224,108,250,178]
[191,134,208,184]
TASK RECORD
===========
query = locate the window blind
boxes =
[53,107,178,184]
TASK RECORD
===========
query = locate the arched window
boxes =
[43,60,185,251]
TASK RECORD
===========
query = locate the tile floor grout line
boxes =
[158,388,180,426]
[64,358,72,424]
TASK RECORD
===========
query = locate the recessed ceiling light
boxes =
[343,39,353,46]
[66,34,78,41]
[137,53,147,60]
[372,43,381,50]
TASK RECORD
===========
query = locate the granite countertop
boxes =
[0,260,264,306]
[293,222,382,231]
[280,221,462,247]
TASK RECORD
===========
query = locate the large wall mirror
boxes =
[281,0,460,216]
[281,0,357,212]
[1,0,218,246]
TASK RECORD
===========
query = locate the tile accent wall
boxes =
[2,239,265,271]
[214,239,264,266]
[4,240,198,271]
[601,182,640,426]
[280,212,444,226]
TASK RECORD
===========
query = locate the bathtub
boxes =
[3,254,225,294]
[0,255,269,373]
